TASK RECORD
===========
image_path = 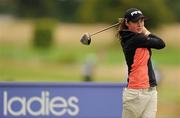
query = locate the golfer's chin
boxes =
[137,29,143,33]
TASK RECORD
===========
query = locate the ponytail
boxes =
[116,18,128,40]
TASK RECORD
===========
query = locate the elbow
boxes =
[162,42,166,48]
[149,35,166,49]
[148,36,166,49]
[160,40,166,49]
[156,42,166,49]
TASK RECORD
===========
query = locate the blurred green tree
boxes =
[77,0,98,23]
[165,0,180,22]
[15,0,57,18]
[33,19,56,49]
[94,0,123,23]
[56,0,81,22]
[77,0,123,23]
[0,0,15,14]
[77,0,175,27]
[120,0,175,27]
[0,0,178,28]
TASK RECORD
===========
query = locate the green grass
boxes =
[0,44,121,82]
[0,43,179,82]
[152,46,180,66]
[0,63,81,82]
[0,44,179,65]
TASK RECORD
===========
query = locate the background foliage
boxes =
[0,0,179,27]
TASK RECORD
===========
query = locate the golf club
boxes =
[80,21,121,45]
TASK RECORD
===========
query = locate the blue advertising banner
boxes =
[0,82,126,118]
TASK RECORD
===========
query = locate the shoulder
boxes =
[120,30,135,39]
[120,30,146,42]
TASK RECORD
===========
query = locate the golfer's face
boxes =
[127,19,144,33]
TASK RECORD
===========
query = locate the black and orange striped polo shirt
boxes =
[120,31,165,89]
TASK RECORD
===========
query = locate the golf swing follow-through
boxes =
[80,7,166,118]
[80,21,122,45]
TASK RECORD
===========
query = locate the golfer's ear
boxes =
[125,19,128,26]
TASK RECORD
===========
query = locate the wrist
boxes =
[145,31,151,36]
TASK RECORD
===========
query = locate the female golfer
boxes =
[118,8,165,118]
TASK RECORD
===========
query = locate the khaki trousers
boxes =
[122,87,157,118]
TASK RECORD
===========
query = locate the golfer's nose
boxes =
[137,20,143,27]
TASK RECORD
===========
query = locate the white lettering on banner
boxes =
[68,97,79,116]
[3,91,80,117]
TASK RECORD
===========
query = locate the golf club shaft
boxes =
[90,22,120,37]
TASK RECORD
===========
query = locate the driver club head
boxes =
[80,33,91,45]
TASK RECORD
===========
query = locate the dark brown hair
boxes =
[117,18,128,40]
